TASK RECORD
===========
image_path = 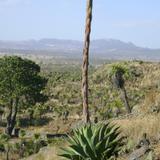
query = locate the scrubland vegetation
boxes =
[0,56,160,159]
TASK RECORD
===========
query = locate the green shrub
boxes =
[59,123,122,160]
[0,133,10,143]
[19,129,26,138]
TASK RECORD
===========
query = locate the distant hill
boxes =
[0,39,160,61]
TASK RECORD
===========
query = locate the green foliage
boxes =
[33,103,48,119]
[0,133,10,143]
[19,129,26,138]
[0,133,10,152]
[0,56,47,106]
[108,64,130,80]
[33,133,41,140]
[39,61,146,121]
[4,134,48,158]
[33,133,41,153]
[60,123,122,160]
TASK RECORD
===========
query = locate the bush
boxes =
[59,123,122,160]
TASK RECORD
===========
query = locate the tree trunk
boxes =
[82,0,93,123]
[120,87,131,113]
[5,98,19,136]
[5,100,13,136]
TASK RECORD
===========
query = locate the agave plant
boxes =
[59,123,122,160]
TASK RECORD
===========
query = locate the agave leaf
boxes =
[60,147,77,157]
[60,153,83,160]
[108,131,121,143]
[58,153,71,159]
[105,136,110,148]
[103,147,113,159]
[82,125,97,157]
[68,135,80,145]
[96,138,107,153]
[112,127,121,136]
[78,132,88,146]
[99,124,108,141]
[91,125,101,145]
[108,138,119,146]
[74,130,83,142]
[69,145,88,159]
[83,143,98,160]
[78,133,96,158]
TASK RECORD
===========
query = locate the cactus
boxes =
[59,123,122,160]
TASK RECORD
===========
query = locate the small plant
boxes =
[33,133,41,153]
[0,133,10,160]
[19,129,26,138]
[59,123,122,160]
[0,134,10,143]
[19,130,26,158]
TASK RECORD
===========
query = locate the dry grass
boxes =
[153,143,160,158]
[22,146,62,160]
[22,139,67,160]
[112,113,160,159]
[26,118,76,135]
[113,113,160,144]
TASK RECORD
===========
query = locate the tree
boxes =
[82,0,93,123]
[109,64,131,113]
[0,56,47,136]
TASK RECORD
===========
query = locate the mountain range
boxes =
[0,39,159,61]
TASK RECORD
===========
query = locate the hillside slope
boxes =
[18,60,160,160]
[44,61,160,119]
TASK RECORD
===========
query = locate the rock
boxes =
[46,133,67,139]
[128,133,150,160]
[128,145,149,160]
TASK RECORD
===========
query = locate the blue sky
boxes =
[0,0,160,48]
